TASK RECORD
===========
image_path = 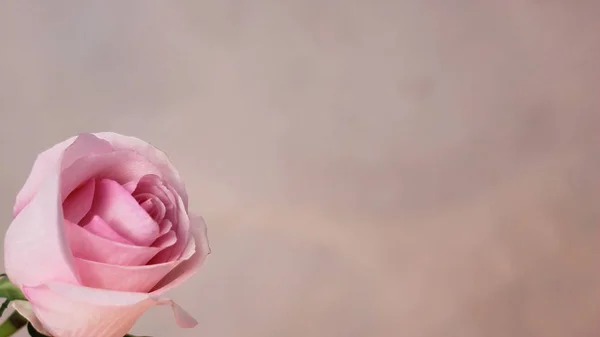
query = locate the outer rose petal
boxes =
[94,132,188,211]
[5,134,113,287]
[24,283,197,337]
[13,134,113,217]
[12,136,76,216]
[11,300,52,336]
[23,284,154,337]
[152,216,210,295]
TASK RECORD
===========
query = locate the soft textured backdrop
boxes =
[1,1,600,336]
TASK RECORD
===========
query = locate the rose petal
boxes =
[13,136,76,217]
[131,175,172,201]
[62,178,96,224]
[75,258,183,293]
[65,220,172,266]
[149,188,190,264]
[22,284,154,337]
[152,216,210,295]
[154,299,198,328]
[4,134,111,287]
[85,179,159,246]
[44,282,149,305]
[136,193,166,222]
[159,219,173,236]
[94,132,188,209]
[152,230,177,250]
[60,150,162,202]
[22,282,197,336]
[122,181,137,193]
[82,215,134,245]
[11,300,52,336]
[132,174,177,223]
[59,133,114,169]
[13,134,113,217]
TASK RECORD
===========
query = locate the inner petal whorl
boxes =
[134,193,166,223]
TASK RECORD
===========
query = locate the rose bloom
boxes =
[3,133,210,337]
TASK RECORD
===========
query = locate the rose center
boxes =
[134,193,166,223]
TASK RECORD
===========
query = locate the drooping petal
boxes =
[74,258,183,293]
[94,132,188,211]
[82,215,134,245]
[65,220,172,266]
[153,299,198,328]
[152,216,210,295]
[62,178,96,224]
[4,134,112,287]
[22,284,154,337]
[85,179,159,246]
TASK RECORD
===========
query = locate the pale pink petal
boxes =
[13,136,75,216]
[152,230,177,250]
[85,179,158,246]
[44,282,149,305]
[13,133,113,217]
[11,300,52,336]
[62,178,96,224]
[83,215,133,245]
[94,132,188,210]
[122,181,137,193]
[65,220,169,266]
[23,282,198,334]
[75,258,182,293]
[152,216,210,295]
[161,185,178,224]
[132,174,177,223]
[154,299,198,328]
[132,175,172,202]
[22,284,153,337]
[2,139,114,286]
[60,150,162,201]
[158,219,173,235]
[136,193,166,222]
[149,188,190,264]
[59,133,114,170]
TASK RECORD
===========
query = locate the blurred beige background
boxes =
[1,1,600,336]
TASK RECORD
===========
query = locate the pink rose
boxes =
[3,133,210,337]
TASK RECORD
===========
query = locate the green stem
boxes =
[0,311,28,337]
